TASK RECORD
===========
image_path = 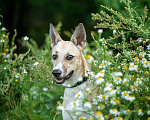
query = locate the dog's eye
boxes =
[52,54,57,60]
[66,55,74,61]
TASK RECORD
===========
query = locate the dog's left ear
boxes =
[71,23,87,50]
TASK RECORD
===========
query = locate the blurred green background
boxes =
[0,0,150,49]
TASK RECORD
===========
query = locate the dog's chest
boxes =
[63,83,87,110]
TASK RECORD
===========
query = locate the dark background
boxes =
[0,0,150,47]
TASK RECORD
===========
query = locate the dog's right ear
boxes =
[50,23,62,47]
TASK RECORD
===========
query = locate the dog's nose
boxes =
[52,69,62,78]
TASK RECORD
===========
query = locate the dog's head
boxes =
[50,23,88,86]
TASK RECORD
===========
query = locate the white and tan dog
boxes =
[50,23,91,120]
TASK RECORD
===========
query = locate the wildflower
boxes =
[147,111,150,115]
[136,37,143,42]
[23,69,27,73]
[97,104,105,110]
[86,54,94,63]
[56,104,64,110]
[0,22,1,25]
[104,83,113,92]
[143,41,146,44]
[110,98,120,105]
[33,62,39,66]
[123,78,129,86]
[6,48,9,52]
[1,27,6,31]
[127,94,135,102]
[145,71,149,76]
[137,46,143,51]
[43,87,48,91]
[139,52,146,58]
[86,88,91,94]
[0,38,5,43]
[95,77,104,85]
[99,64,105,68]
[148,117,150,120]
[127,109,131,114]
[84,101,92,109]
[74,91,83,99]
[113,72,123,77]
[97,94,109,102]
[115,52,121,58]
[122,65,127,70]
[2,53,6,56]
[77,77,83,82]
[110,108,119,116]
[137,109,143,116]
[104,45,108,49]
[98,29,103,34]
[121,91,130,99]
[143,61,150,68]
[14,53,17,57]
[95,111,103,117]
[134,57,139,62]
[15,79,18,82]
[95,70,105,78]
[116,86,121,94]
[113,30,117,34]
[114,77,122,84]
[15,73,20,78]
[136,78,143,84]
[129,62,138,71]
[147,44,150,50]
[24,36,29,40]
[22,94,28,100]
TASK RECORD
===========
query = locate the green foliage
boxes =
[0,23,63,119]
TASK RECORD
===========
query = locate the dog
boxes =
[50,23,91,120]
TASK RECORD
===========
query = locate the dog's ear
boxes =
[71,23,87,50]
[50,23,62,47]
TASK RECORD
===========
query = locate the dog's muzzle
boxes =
[52,69,74,84]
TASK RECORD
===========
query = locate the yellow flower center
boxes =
[96,111,102,116]
[145,61,149,65]
[138,109,142,113]
[124,92,127,96]
[115,77,120,81]
[73,102,76,105]
[86,55,91,60]
[102,95,105,99]
[127,109,130,113]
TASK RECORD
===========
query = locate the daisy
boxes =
[98,29,103,34]
[136,37,143,42]
[114,77,122,84]
[113,72,123,77]
[84,101,92,109]
[127,94,135,102]
[143,61,150,68]
[86,55,94,63]
[129,62,138,71]
[110,108,119,116]
[95,77,104,85]
[24,36,29,40]
[74,91,84,99]
[137,109,143,116]
[15,73,20,78]
[97,104,105,110]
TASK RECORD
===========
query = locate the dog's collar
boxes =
[67,77,87,88]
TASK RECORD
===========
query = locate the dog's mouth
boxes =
[55,70,74,84]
